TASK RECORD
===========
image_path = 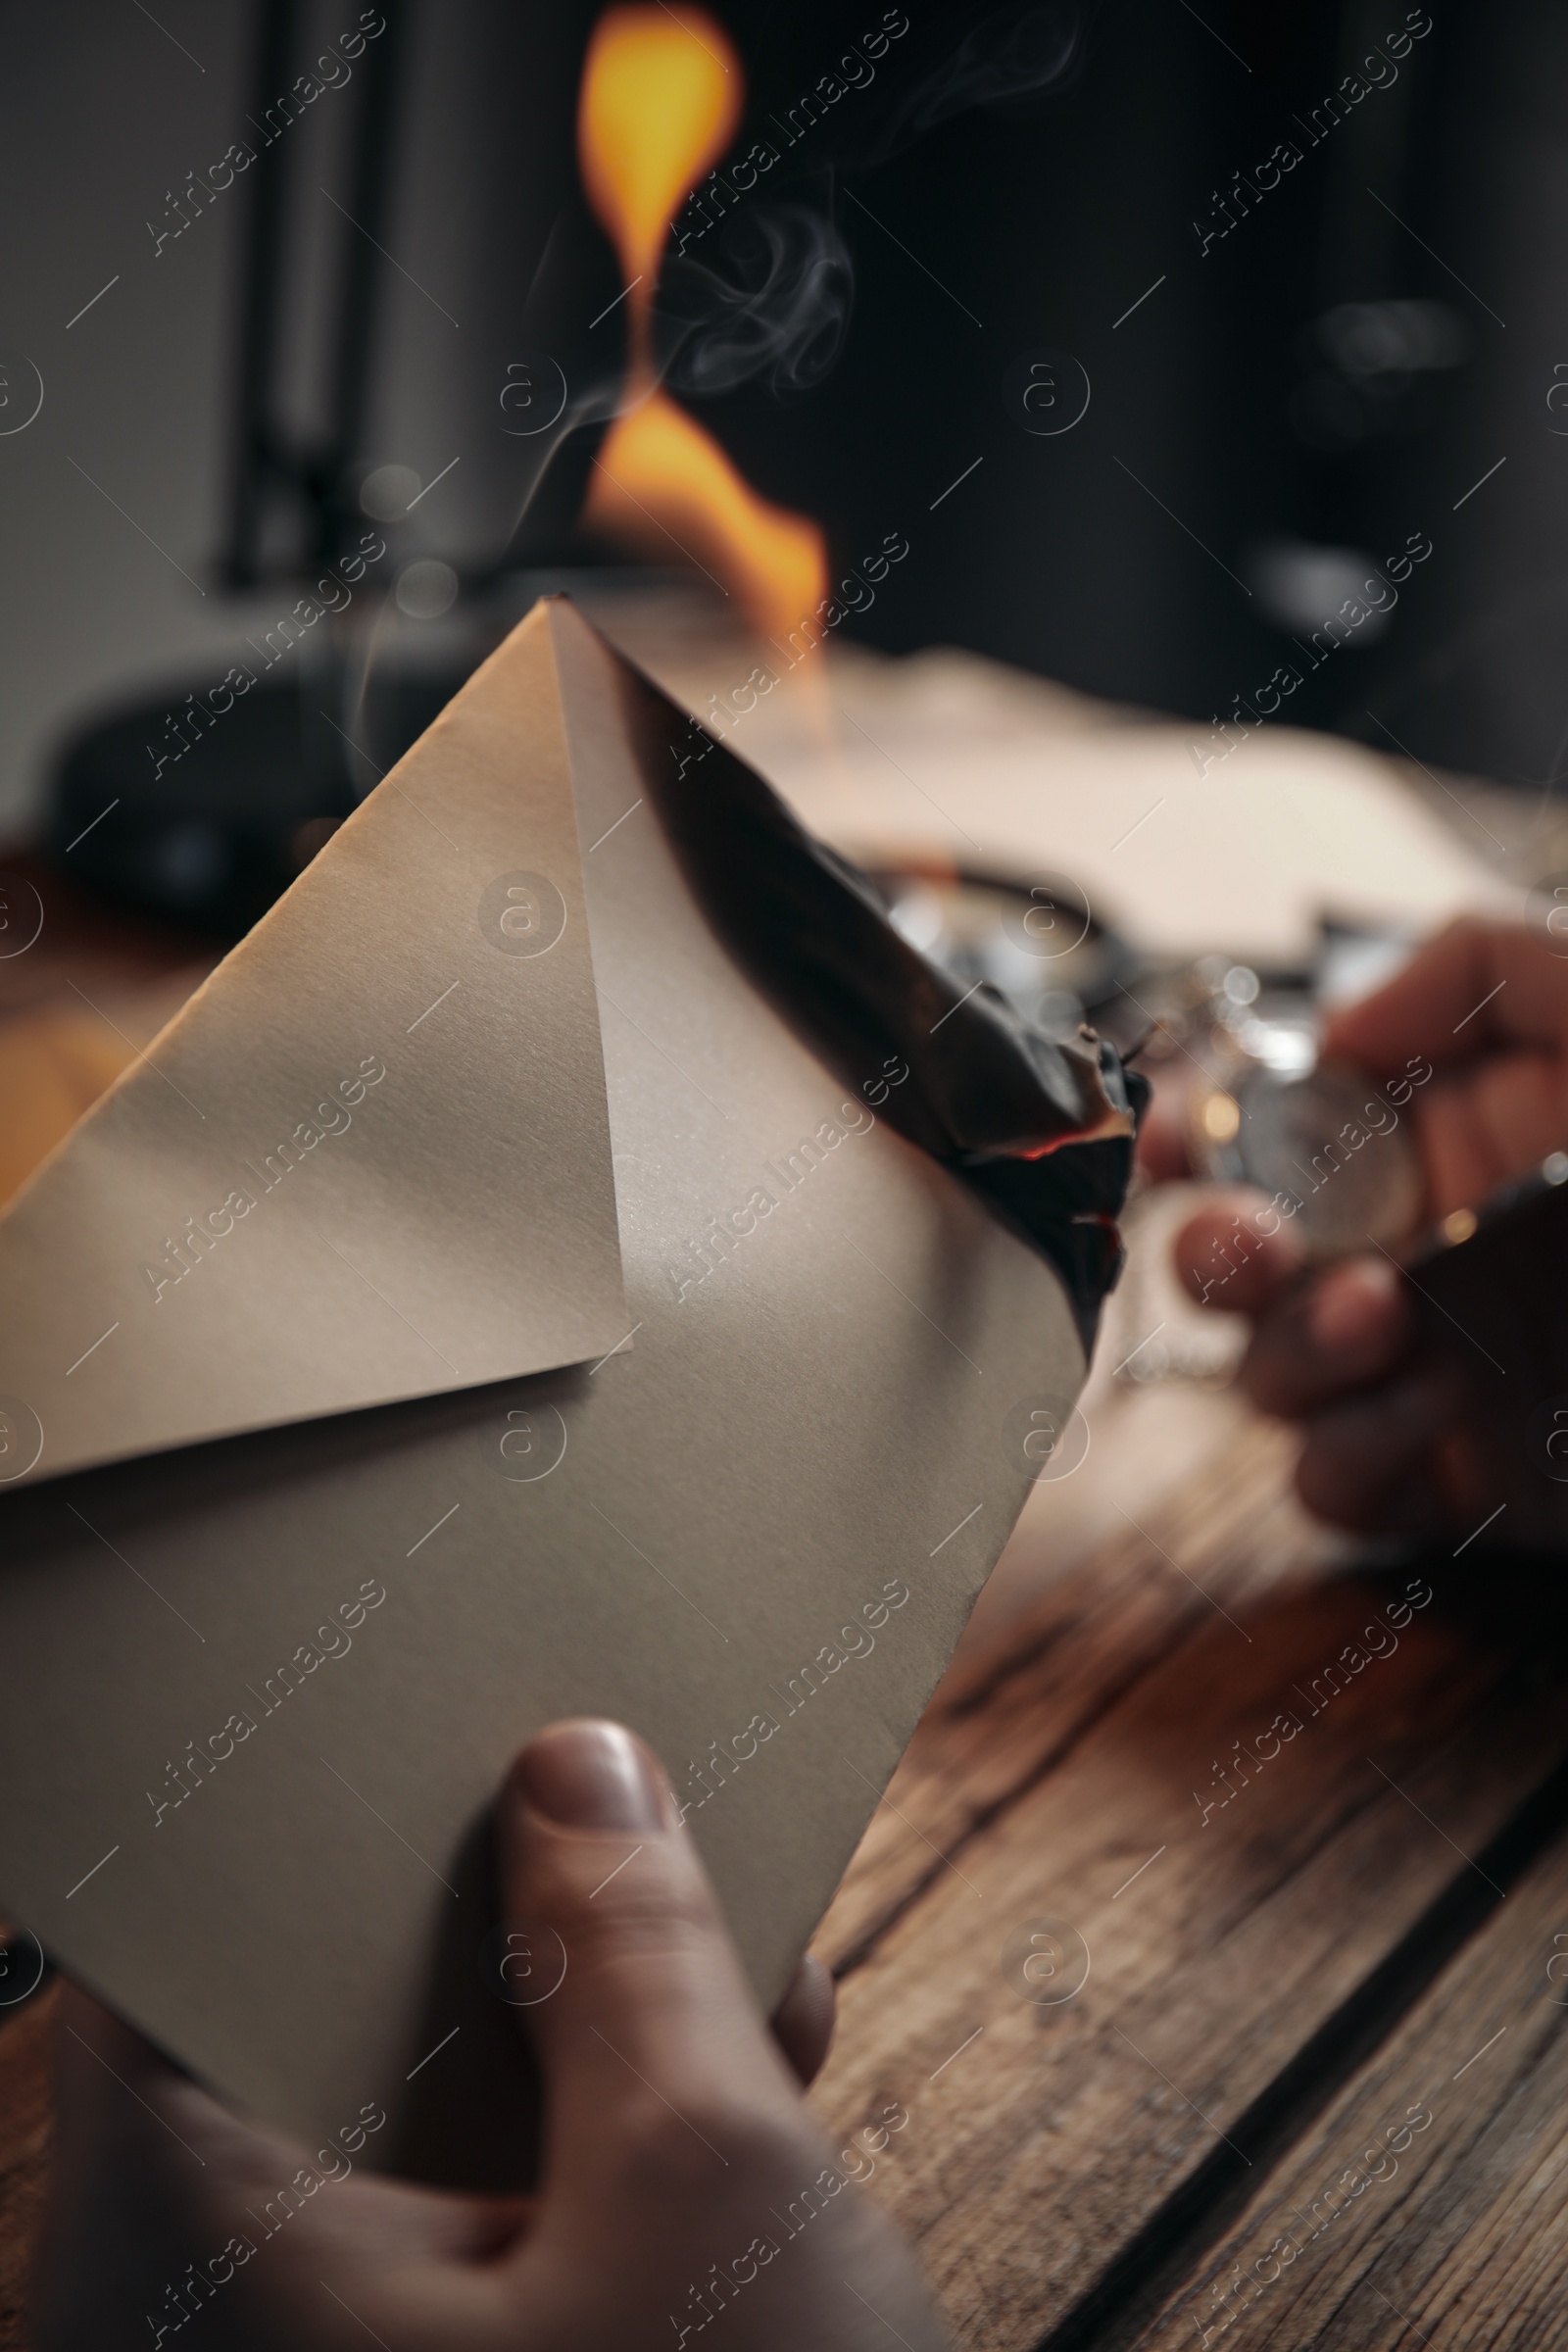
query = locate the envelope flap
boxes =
[0,606,627,1484]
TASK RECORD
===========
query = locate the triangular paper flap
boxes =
[0,608,626,1484]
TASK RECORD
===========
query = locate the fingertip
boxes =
[1135,1086,1193,1182]
[1320,978,1397,1065]
[498,1722,685,1953]
[1173,1199,1305,1312]
[494,1725,788,2148]
[1319,1005,1369,1067]
[505,1720,674,1838]
[1304,1255,1409,1362]
[1321,916,1480,1075]
[1172,1209,1220,1301]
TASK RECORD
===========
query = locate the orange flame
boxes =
[577,5,828,647]
[587,390,828,648]
[578,6,739,357]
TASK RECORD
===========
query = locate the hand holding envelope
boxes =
[37,1720,948,2351]
[0,600,1137,2187]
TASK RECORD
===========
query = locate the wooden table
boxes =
[806,1403,1568,2350]
[3,862,1566,2349]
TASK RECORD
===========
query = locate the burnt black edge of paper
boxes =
[605,641,1146,1352]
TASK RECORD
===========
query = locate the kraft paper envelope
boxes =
[0,618,626,1477]
[0,601,1126,2186]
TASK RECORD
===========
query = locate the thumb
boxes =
[498,1721,799,2189]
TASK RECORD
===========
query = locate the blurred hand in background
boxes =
[1163,920,1568,1532]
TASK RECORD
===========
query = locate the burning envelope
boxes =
[0,601,1138,2185]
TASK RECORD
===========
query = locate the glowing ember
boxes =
[577,4,828,645]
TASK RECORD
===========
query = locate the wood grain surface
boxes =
[807,1423,1568,2349]
[1129,1805,1568,2350]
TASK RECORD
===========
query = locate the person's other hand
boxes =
[1172,919,1568,1532]
[36,1719,944,2351]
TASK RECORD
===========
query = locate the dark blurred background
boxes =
[3,0,1564,928]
